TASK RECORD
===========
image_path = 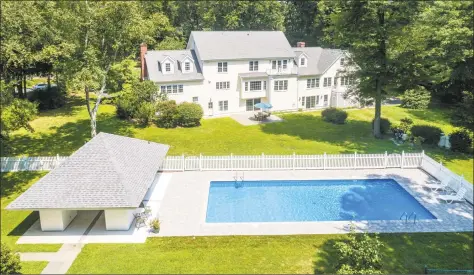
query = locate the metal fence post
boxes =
[182,154,185,171]
[401,150,405,169]
[354,152,357,169]
[323,153,327,170]
[199,153,202,171]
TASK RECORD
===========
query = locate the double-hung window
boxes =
[184,62,190,72]
[249,61,258,71]
[218,100,228,111]
[306,78,319,89]
[217,62,228,73]
[340,58,345,65]
[274,80,288,91]
[216,81,230,90]
[323,77,332,87]
[165,63,171,72]
[272,60,288,70]
[249,81,262,91]
[192,97,198,103]
[160,84,184,94]
[300,58,306,66]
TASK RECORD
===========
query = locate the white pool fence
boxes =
[1,151,472,203]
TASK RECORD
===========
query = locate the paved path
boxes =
[19,211,103,274]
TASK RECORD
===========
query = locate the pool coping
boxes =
[154,169,473,236]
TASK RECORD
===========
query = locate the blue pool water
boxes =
[206,179,436,223]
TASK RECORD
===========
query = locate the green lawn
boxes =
[67,233,473,274]
[1,172,62,252]
[20,261,49,274]
[7,96,473,182]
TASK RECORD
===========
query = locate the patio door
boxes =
[304,96,316,109]
[208,100,214,116]
[246,98,261,111]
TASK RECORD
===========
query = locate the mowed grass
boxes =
[7,97,472,182]
[20,261,49,274]
[68,233,473,274]
[0,172,62,252]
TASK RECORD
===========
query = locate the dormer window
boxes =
[165,63,171,72]
[340,58,345,65]
[184,62,190,72]
[300,58,306,66]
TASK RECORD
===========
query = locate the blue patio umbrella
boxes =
[254,102,273,109]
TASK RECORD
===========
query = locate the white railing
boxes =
[1,151,471,203]
[419,152,473,203]
[159,151,423,171]
[1,155,68,172]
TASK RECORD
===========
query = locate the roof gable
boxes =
[293,47,345,76]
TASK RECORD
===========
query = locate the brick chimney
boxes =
[140,43,147,81]
[296,42,306,48]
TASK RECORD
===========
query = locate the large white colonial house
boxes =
[140,31,357,117]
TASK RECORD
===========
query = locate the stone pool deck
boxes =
[155,169,473,237]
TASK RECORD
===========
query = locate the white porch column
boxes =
[39,209,77,231]
[104,209,136,231]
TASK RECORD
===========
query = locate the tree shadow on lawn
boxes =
[36,95,86,118]
[260,113,400,153]
[1,171,44,199]
[9,113,135,156]
[313,232,473,274]
[405,108,453,126]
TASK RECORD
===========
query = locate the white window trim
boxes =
[216,81,230,90]
[217,62,228,73]
[249,61,259,71]
[218,100,229,111]
[274,80,288,91]
[306,78,320,89]
[160,84,184,95]
[184,62,191,73]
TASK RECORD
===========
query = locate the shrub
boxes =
[401,86,431,109]
[29,86,66,110]
[411,125,443,145]
[176,102,203,127]
[156,100,178,128]
[134,102,156,126]
[149,218,160,233]
[452,91,474,131]
[399,117,414,133]
[372,118,391,135]
[1,242,21,275]
[334,226,384,274]
[115,94,135,119]
[450,129,473,153]
[322,108,348,124]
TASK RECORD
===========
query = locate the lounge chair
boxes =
[438,187,467,204]
[421,178,450,191]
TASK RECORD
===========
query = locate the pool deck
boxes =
[154,169,473,237]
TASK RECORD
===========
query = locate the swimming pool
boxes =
[205,179,436,223]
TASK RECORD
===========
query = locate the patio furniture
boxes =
[437,187,467,204]
[143,206,152,218]
[421,178,450,191]
[134,212,147,228]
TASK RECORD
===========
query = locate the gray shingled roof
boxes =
[145,49,204,82]
[293,47,345,76]
[6,133,169,210]
[188,31,295,60]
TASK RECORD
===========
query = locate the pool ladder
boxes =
[400,212,417,224]
[234,171,244,188]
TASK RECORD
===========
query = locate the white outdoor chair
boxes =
[437,187,467,204]
[421,178,450,191]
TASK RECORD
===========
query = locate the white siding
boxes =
[39,209,77,231]
[104,209,135,231]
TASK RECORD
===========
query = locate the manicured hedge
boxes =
[411,125,443,145]
[322,108,348,124]
[401,86,431,109]
[176,102,203,127]
[450,129,473,153]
